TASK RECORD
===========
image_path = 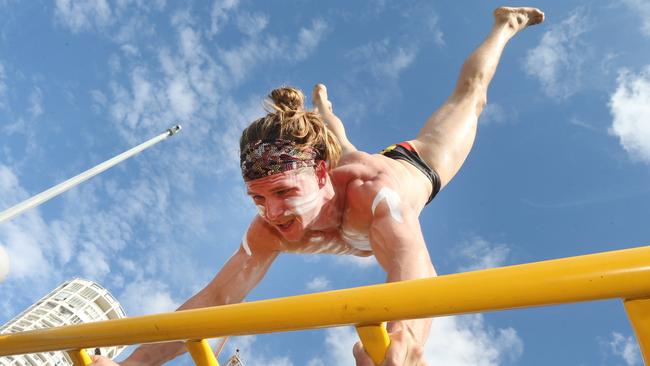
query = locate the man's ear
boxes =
[315,161,328,188]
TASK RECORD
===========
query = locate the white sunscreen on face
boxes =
[242,231,252,256]
[371,187,403,223]
[285,190,320,216]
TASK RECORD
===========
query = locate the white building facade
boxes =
[0,278,127,366]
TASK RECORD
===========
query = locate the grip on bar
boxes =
[356,323,390,365]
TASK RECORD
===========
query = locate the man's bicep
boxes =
[369,208,434,280]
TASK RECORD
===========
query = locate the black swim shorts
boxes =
[379,141,441,204]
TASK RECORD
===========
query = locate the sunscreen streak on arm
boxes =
[241,231,252,256]
[371,187,404,223]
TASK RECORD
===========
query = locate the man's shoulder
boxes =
[332,155,397,213]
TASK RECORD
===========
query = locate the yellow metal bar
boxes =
[2,244,650,356]
[624,298,650,364]
[356,323,390,365]
[67,349,92,366]
[186,339,220,366]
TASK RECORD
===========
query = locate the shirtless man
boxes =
[91,7,544,366]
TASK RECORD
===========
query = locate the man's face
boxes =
[246,167,324,242]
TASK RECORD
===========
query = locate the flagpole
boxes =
[0,125,182,224]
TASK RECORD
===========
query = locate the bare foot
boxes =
[312,83,333,114]
[494,7,545,32]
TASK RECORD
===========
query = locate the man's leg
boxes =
[410,7,544,190]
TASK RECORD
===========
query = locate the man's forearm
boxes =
[385,254,436,344]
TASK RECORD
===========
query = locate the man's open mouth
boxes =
[276,218,294,231]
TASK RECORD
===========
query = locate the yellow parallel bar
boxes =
[624,298,650,364]
[2,244,650,356]
[356,323,390,365]
[67,349,92,366]
[186,339,219,366]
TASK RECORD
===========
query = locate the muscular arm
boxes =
[369,203,436,342]
[120,237,279,366]
[348,188,435,366]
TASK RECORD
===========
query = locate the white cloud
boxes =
[609,66,650,163]
[453,236,511,272]
[306,276,330,291]
[316,315,523,366]
[622,0,650,38]
[120,279,178,316]
[607,332,641,366]
[335,254,377,269]
[0,165,53,281]
[426,315,523,366]
[349,39,418,80]
[54,0,113,33]
[523,10,589,100]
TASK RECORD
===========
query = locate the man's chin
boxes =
[279,224,306,242]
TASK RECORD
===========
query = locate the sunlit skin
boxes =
[92,7,544,366]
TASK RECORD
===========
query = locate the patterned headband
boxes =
[240,139,320,181]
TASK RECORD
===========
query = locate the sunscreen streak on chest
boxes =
[340,226,372,251]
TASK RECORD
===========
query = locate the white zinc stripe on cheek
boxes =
[285,189,320,215]
[256,204,267,219]
[371,187,404,223]
[242,231,252,256]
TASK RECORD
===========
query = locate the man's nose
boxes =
[265,199,286,220]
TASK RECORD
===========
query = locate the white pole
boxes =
[0,125,182,225]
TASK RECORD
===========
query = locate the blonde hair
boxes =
[240,86,342,169]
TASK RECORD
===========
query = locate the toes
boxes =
[312,83,329,103]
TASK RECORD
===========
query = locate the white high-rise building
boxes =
[0,278,127,366]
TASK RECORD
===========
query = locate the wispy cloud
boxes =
[294,19,329,61]
[523,9,590,100]
[604,332,641,366]
[452,236,511,272]
[54,0,113,33]
[208,0,240,38]
[347,39,418,81]
[28,87,43,118]
[234,11,269,37]
[479,103,517,126]
[622,0,650,38]
[609,66,650,164]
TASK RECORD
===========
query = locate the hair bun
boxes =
[268,86,305,112]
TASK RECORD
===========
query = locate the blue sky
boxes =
[1,0,649,365]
